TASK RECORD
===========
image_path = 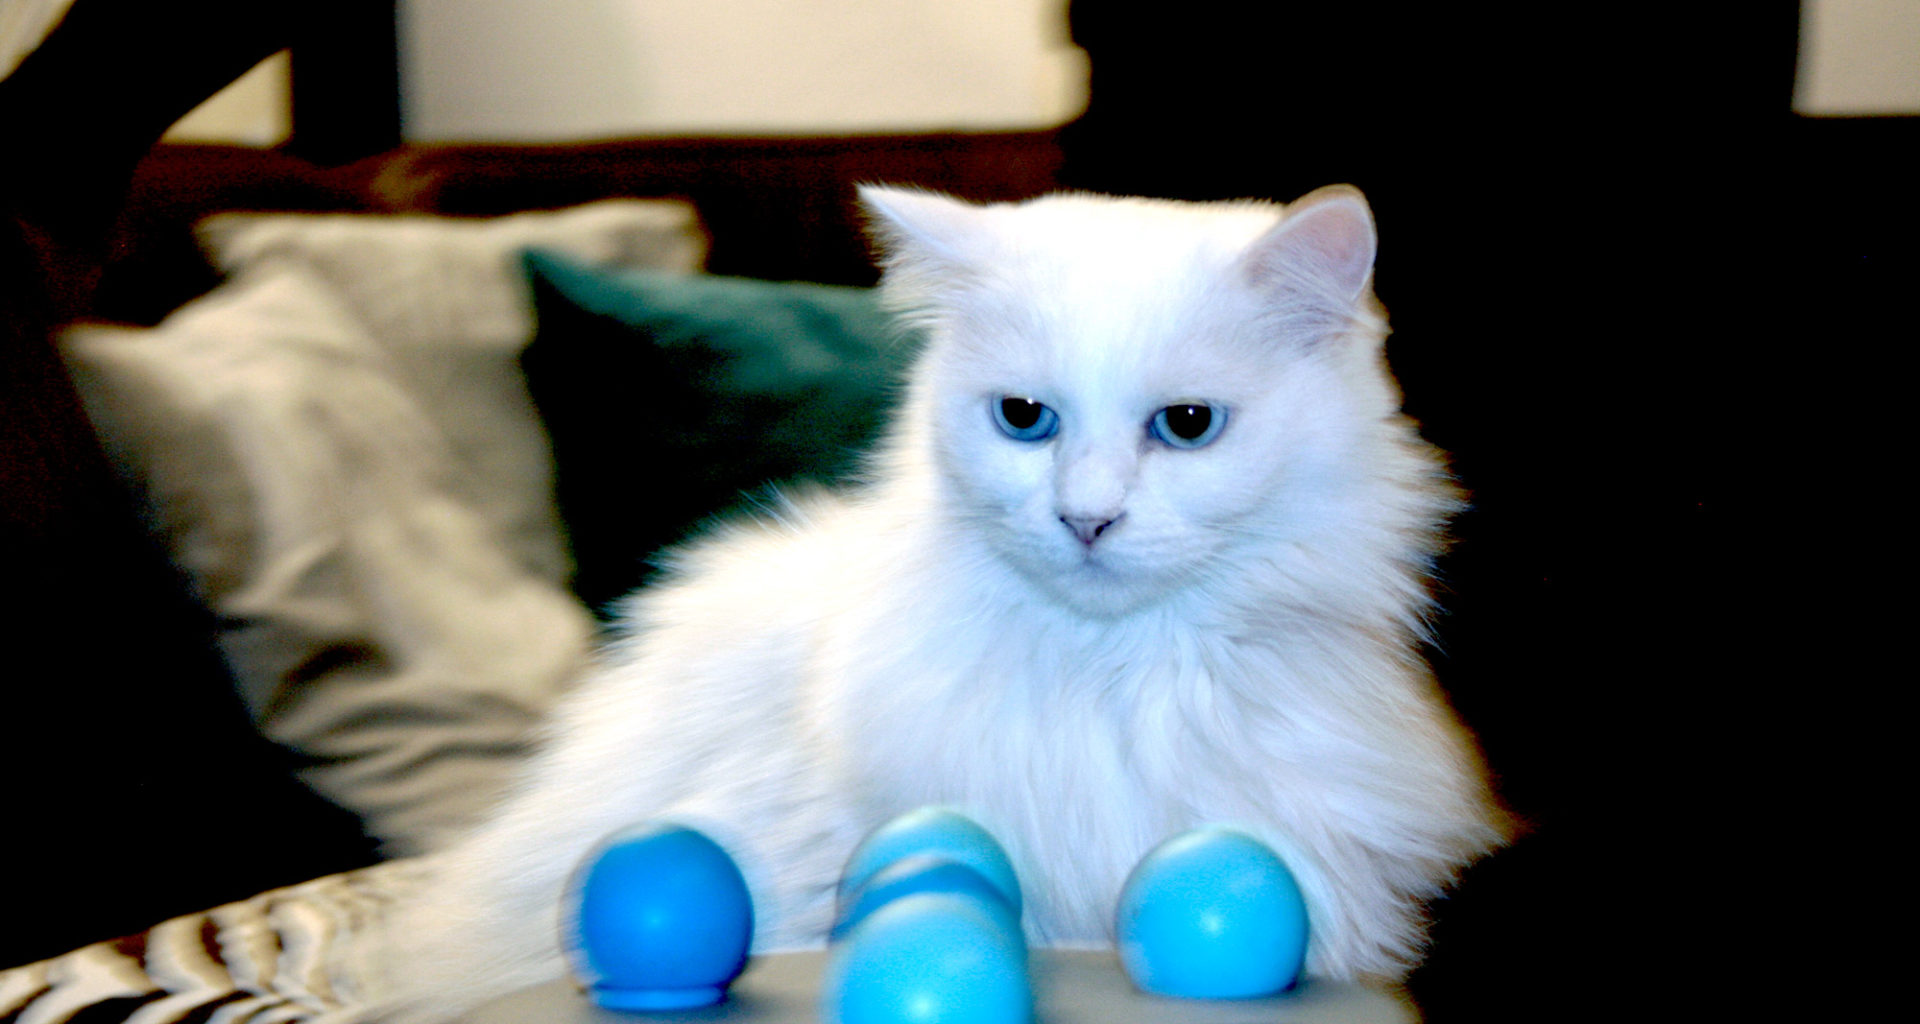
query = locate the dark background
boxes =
[3,2,1900,1018]
[1060,6,1896,1017]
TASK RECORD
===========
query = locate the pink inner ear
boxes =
[1252,197,1378,303]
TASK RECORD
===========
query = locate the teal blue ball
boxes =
[823,893,1032,1024]
[564,823,753,1010]
[1115,827,1309,999]
[831,854,1022,943]
[837,808,1022,916]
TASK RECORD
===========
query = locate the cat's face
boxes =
[865,189,1391,619]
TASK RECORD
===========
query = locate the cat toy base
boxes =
[461,949,1417,1024]
[556,811,1348,1022]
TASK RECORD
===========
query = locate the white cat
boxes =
[379,185,1507,1020]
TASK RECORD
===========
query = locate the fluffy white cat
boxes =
[379,185,1507,1020]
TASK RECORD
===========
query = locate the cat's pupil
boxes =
[1163,404,1212,440]
[1001,398,1044,430]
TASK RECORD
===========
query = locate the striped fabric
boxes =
[0,859,429,1024]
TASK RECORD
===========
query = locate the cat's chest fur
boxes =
[802,528,1359,945]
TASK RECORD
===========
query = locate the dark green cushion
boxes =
[520,249,920,619]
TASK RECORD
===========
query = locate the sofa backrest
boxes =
[95,131,1066,326]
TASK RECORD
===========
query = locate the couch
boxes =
[2,130,1066,986]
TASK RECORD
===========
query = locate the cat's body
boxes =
[379,187,1506,1020]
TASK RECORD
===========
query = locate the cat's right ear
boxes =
[860,186,994,316]
[859,186,990,274]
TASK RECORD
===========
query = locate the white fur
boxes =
[376,187,1507,1021]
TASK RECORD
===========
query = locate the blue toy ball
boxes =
[837,808,1022,918]
[563,822,754,1010]
[830,853,1022,943]
[823,892,1032,1024]
[1115,826,1310,999]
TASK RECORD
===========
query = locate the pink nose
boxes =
[1061,515,1118,545]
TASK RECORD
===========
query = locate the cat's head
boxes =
[862,186,1422,621]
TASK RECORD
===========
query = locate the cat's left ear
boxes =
[1242,185,1379,339]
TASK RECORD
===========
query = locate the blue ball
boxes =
[838,808,1022,917]
[564,822,754,1010]
[831,854,1022,943]
[823,893,1032,1024]
[1115,827,1309,999]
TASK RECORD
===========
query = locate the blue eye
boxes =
[1150,404,1225,448]
[992,397,1059,442]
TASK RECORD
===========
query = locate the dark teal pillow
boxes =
[521,248,920,618]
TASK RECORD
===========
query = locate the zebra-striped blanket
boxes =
[0,859,429,1024]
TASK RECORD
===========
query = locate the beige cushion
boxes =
[63,262,596,856]
[196,199,709,584]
